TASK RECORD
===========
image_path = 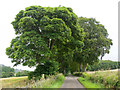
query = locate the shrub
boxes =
[28,60,59,80]
[73,72,82,76]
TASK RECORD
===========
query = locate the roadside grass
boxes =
[39,74,65,88]
[49,74,65,88]
[1,74,65,88]
[78,77,105,88]
[78,70,120,88]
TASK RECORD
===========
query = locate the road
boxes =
[60,75,86,89]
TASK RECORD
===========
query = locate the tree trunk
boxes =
[79,64,81,72]
[83,64,87,72]
[47,38,49,48]
[64,69,66,74]
[50,39,54,50]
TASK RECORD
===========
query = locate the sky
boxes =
[0,0,119,71]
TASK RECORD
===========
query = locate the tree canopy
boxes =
[6,5,113,78]
[6,6,84,67]
[6,6,85,78]
[74,17,113,71]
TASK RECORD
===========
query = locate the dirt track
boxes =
[60,75,86,89]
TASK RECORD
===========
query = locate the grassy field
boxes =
[1,76,28,88]
[79,69,120,88]
[1,74,65,88]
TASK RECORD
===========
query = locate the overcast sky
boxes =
[0,0,119,71]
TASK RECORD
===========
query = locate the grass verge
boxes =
[50,74,65,88]
[78,77,105,88]
[39,74,65,88]
[83,70,120,88]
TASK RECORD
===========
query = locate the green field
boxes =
[78,69,120,88]
[1,74,64,88]
[1,76,28,88]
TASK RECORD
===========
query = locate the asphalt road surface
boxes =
[60,75,86,89]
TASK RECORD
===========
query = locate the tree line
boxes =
[87,60,120,71]
[0,64,29,78]
[6,5,113,79]
[86,60,120,71]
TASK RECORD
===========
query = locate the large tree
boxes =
[6,6,84,77]
[75,17,113,72]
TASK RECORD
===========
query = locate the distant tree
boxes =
[2,65,14,73]
[16,70,29,77]
[86,60,119,71]
[1,65,14,78]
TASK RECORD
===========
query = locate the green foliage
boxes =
[6,5,113,77]
[0,65,14,78]
[6,31,49,67]
[0,64,30,78]
[6,5,84,78]
[81,71,120,88]
[73,17,113,72]
[1,65,14,73]
[16,70,29,77]
[78,17,113,64]
[86,60,119,71]
[2,72,14,78]
[69,61,80,73]
[28,60,59,80]
[73,72,82,76]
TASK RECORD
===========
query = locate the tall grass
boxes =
[81,70,120,88]
[78,77,105,88]
[38,74,65,88]
[1,76,28,88]
[1,74,64,88]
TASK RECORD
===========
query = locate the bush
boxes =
[73,72,82,76]
[28,60,59,80]
[64,73,69,76]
